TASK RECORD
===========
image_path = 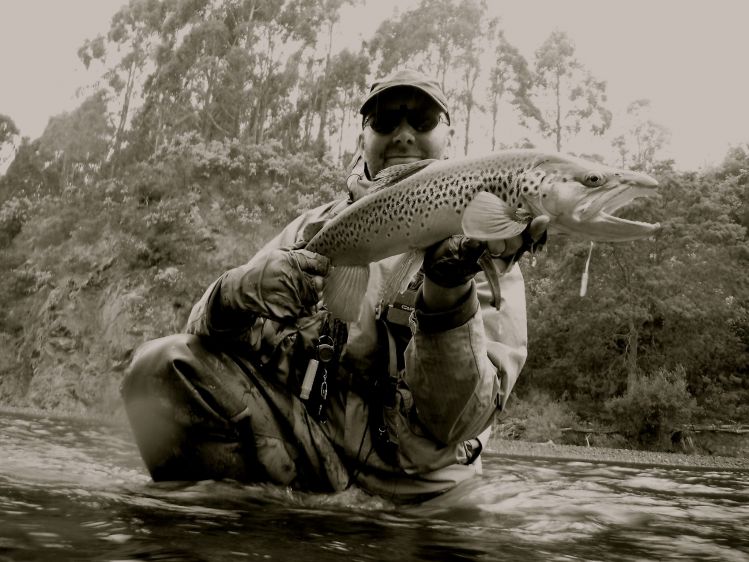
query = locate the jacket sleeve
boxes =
[403,262,527,445]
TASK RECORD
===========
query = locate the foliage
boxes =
[520,150,749,424]
[611,99,671,172]
[604,366,697,445]
[503,388,579,443]
[368,0,501,155]
[0,0,746,436]
[0,114,20,164]
[529,31,612,152]
[37,90,113,187]
[487,30,538,152]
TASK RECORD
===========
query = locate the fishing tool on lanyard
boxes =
[580,241,594,297]
[300,316,347,422]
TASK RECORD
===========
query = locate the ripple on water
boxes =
[1,414,748,562]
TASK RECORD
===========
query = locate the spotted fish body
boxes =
[307,150,659,320]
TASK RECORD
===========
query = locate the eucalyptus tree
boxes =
[367,0,493,154]
[0,114,19,167]
[611,99,671,172]
[522,154,748,418]
[78,0,168,174]
[107,0,335,157]
[325,48,370,161]
[530,31,611,152]
[367,0,463,90]
[486,31,538,151]
[311,0,358,157]
[37,91,114,187]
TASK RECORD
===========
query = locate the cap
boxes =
[359,68,450,121]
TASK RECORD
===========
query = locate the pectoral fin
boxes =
[462,191,529,240]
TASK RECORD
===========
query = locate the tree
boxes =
[530,31,612,152]
[487,31,538,151]
[324,48,370,162]
[78,0,168,175]
[367,0,462,90]
[521,153,748,420]
[131,0,325,152]
[368,0,495,155]
[312,0,357,157]
[611,99,671,171]
[37,91,114,187]
[454,1,492,155]
[0,114,20,168]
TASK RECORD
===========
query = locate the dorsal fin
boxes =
[368,159,437,193]
[300,219,327,244]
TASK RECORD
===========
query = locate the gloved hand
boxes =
[423,236,487,288]
[486,215,550,263]
[218,247,330,323]
[423,215,550,288]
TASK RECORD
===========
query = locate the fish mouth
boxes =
[566,179,661,242]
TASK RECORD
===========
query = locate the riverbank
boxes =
[2,405,747,471]
[488,438,749,470]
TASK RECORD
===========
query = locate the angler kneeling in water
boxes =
[121,69,548,501]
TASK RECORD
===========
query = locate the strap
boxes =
[386,323,398,379]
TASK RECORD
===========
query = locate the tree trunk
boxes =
[315,19,335,158]
[490,93,498,152]
[462,67,479,156]
[202,64,216,141]
[337,88,350,163]
[109,56,137,177]
[626,316,639,390]
[554,71,562,152]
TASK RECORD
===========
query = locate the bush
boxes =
[501,389,578,443]
[605,366,696,445]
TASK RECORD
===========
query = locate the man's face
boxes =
[361,88,450,178]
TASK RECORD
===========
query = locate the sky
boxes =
[1,0,748,170]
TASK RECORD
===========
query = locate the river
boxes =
[1,412,747,561]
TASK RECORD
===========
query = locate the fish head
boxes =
[526,154,661,242]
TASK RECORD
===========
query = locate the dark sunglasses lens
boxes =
[368,110,441,134]
[369,112,401,134]
[409,112,440,132]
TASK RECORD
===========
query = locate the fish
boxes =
[305,150,660,321]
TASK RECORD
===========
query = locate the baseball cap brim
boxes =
[359,69,450,122]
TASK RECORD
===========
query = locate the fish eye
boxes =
[582,172,606,187]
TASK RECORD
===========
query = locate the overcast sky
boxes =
[1,0,748,170]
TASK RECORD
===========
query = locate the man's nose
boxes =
[391,117,416,143]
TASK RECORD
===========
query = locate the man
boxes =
[122,69,547,501]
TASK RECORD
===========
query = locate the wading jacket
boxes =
[186,197,528,500]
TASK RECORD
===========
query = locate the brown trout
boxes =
[306,150,659,321]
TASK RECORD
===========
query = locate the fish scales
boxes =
[306,153,543,265]
[316,157,537,249]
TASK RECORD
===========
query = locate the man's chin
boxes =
[385,156,420,167]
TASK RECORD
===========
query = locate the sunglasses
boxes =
[363,107,449,134]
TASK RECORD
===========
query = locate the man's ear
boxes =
[346,134,370,201]
[443,127,455,159]
[346,133,365,174]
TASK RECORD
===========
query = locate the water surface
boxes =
[1,413,747,561]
